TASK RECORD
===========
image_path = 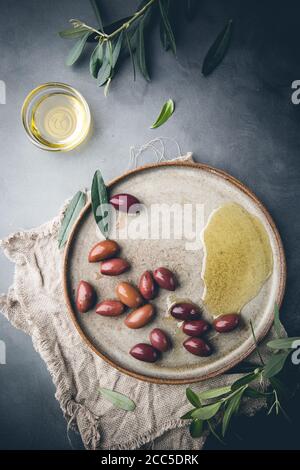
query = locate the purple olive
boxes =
[150,328,170,352]
[153,267,176,291]
[170,302,201,321]
[182,320,210,337]
[130,343,159,363]
[213,314,239,333]
[109,193,141,213]
[183,337,212,357]
[76,280,96,313]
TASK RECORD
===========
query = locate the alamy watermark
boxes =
[0,340,6,364]
[0,80,6,104]
[94,202,205,251]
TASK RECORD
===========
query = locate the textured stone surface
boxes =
[0,0,300,450]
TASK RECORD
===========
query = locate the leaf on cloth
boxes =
[99,388,136,411]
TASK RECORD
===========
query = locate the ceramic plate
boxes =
[63,162,286,384]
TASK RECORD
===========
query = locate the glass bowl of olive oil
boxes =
[21,82,91,151]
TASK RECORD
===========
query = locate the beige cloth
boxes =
[0,158,280,449]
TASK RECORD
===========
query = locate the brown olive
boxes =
[109,193,141,213]
[153,267,176,291]
[100,258,130,276]
[182,320,210,337]
[170,302,201,321]
[88,240,119,262]
[76,280,96,313]
[139,271,156,300]
[95,300,125,317]
[213,314,239,333]
[130,343,159,362]
[150,328,170,352]
[115,282,143,308]
[124,304,155,329]
[183,337,212,357]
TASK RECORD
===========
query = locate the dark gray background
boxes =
[1,0,300,450]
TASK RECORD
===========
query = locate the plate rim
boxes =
[63,160,286,384]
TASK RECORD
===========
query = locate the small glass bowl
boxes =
[21,82,91,152]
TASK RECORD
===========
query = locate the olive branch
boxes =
[183,304,298,442]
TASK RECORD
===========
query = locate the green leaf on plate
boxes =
[202,19,233,76]
[58,191,86,249]
[91,169,110,238]
[159,0,176,55]
[263,351,290,379]
[267,337,300,350]
[189,419,204,438]
[186,388,201,407]
[99,388,136,411]
[151,99,175,129]
[66,32,91,66]
[90,42,104,78]
[198,386,231,401]
[192,402,222,420]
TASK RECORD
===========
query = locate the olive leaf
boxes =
[274,303,283,338]
[59,27,90,39]
[231,370,260,391]
[198,386,231,401]
[112,31,124,68]
[222,387,245,436]
[202,19,233,76]
[91,169,110,238]
[159,0,170,51]
[90,42,104,78]
[192,402,222,420]
[97,50,112,87]
[150,99,175,129]
[267,337,300,350]
[180,409,195,420]
[90,0,104,32]
[58,191,86,249]
[186,388,201,408]
[189,419,204,438]
[125,30,136,80]
[66,32,91,66]
[263,351,290,379]
[159,0,176,55]
[244,387,270,399]
[136,15,150,81]
[99,388,136,411]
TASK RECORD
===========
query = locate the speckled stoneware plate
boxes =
[63,161,286,384]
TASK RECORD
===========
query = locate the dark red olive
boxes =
[170,303,201,321]
[182,320,210,337]
[213,314,239,333]
[150,328,170,352]
[139,271,156,300]
[109,193,141,213]
[95,300,125,317]
[153,267,176,291]
[130,343,159,363]
[76,280,96,313]
[183,337,212,357]
[100,258,130,276]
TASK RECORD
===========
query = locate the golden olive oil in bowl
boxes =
[22,83,91,151]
